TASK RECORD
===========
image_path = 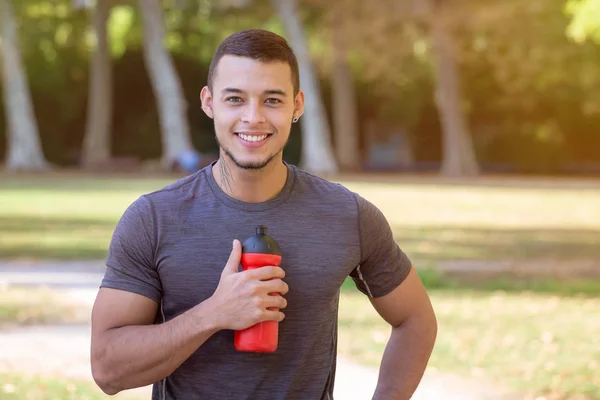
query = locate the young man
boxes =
[90,29,437,400]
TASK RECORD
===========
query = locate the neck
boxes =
[211,156,288,203]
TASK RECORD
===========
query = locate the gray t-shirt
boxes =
[100,161,412,400]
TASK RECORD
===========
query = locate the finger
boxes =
[264,295,288,310]
[245,266,285,281]
[222,239,242,276]
[261,279,289,295]
[260,309,286,322]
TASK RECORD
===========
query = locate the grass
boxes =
[340,270,600,399]
[1,172,600,399]
[338,285,600,400]
[2,174,600,264]
[340,179,600,265]
[0,287,87,327]
[0,373,143,400]
[0,176,162,260]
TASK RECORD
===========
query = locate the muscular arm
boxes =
[90,288,220,395]
[370,266,438,400]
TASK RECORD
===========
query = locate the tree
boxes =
[426,1,478,176]
[137,0,194,167]
[272,0,338,174]
[565,0,600,43]
[0,0,48,170]
[329,3,360,171]
[306,0,479,176]
[392,0,477,176]
[78,0,114,167]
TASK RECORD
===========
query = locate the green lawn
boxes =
[0,287,88,327]
[342,178,600,265]
[2,174,600,265]
[0,373,143,400]
[1,173,600,399]
[339,282,600,400]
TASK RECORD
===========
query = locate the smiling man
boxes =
[90,29,437,400]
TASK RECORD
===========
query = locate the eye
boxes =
[226,96,242,103]
[265,98,282,105]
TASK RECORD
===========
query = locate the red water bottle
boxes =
[234,225,283,353]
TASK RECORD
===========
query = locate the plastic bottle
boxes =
[234,225,283,353]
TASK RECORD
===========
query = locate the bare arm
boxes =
[90,288,221,394]
[91,240,288,395]
[370,266,438,400]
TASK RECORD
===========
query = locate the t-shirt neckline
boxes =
[204,160,296,212]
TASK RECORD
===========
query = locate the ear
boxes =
[292,89,305,121]
[200,86,214,119]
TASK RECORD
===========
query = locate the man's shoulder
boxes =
[116,167,211,224]
[291,165,384,217]
[143,167,209,205]
[293,165,357,201]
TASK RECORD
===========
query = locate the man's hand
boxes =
[207,239,288,331]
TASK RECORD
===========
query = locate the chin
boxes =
[216,135,284,170]
[225,151,279,171]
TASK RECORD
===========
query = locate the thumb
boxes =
[222,239,242,275]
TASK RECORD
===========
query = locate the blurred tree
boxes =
[329,2,360,171]
[457,1,600,171]
[271,0,338,174]
[421,0,479,177]
[308,0,478,176]
[1,0,598,174]
[138,0,194,167]
[565,0,600,43]
[0,0,48,170]
[75,0,114,167]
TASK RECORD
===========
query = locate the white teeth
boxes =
[238,133,268,142]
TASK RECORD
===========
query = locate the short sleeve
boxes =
[349,193,412,298]
[100,195,162,303]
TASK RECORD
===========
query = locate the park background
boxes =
[0,0,599,399]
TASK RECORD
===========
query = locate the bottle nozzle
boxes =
[256,225,268,235]
[243,224,281,255]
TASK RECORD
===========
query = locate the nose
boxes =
[241,101,266,124]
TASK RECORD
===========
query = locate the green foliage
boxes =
[1,0,600,173]
[565,0,600,43]
[108,5,137,57]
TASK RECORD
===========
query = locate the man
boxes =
[90,29,437,400]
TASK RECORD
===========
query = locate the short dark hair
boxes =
[207,29,300,96]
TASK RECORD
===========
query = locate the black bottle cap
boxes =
[241,225,282,255]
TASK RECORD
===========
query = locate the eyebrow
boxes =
[221,87,287,97]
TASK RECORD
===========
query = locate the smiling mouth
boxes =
[236,133,272,142]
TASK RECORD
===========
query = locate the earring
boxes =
[292,117,299,123]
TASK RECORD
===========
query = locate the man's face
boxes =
[201,55,304,170]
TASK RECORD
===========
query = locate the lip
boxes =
[235,132,272,148]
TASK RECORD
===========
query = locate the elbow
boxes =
[92,365,122,395]
[97,384,121,397]
[91,350,122,395]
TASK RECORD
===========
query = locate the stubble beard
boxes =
[215,132,288,171]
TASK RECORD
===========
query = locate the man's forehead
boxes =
[213,55,293,93]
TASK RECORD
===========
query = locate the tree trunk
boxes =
[0,0,47,170]
[331,12,360,172]
[430,15,479,177]
[137,0,193,167]
[81,0,112,167]
[272,0,338,175]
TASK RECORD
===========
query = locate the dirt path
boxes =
[0,321,517,400]
[0,260,519,399]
